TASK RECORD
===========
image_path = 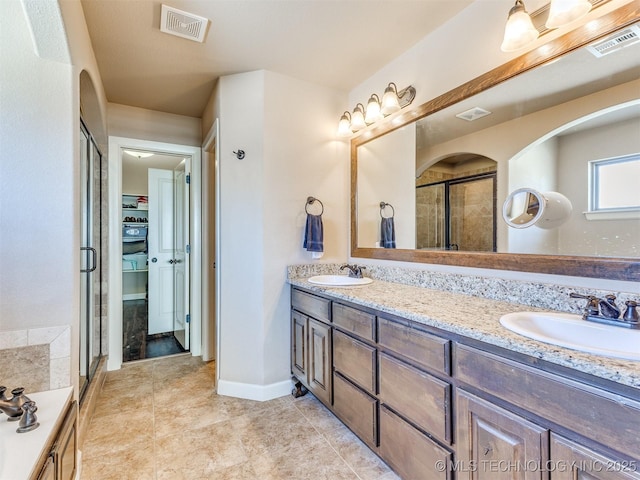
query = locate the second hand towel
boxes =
[380,216,396,248]
[303,213,324,255]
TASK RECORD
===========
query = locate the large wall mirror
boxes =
[351,3,640,281]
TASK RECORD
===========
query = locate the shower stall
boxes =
[416,172,496,252]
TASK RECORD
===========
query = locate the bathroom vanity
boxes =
[0,387,76,480]
[290,279,640,480]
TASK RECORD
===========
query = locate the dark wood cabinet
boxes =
[456,389,549,480]
[291,289,332,406]
[379,405,452,480]
[291,311,307,381]
[307,318,332,405]
[378,352,451,444]
[333,330,376,395]
[333,372,378,448]
[550,434,640,480]
[290,286,639,480]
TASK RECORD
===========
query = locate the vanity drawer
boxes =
[332,303,375,342]
[455,344,640,461]
[333,330,376,394]
[378,317,450,375]
[379,352,451,443]
[291,289,331,323]
[333,372,378,448]
[379,405,452,480]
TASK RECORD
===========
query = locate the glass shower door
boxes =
[79,120,103,401]
[449,176,496,252]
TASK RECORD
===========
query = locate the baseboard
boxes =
[216,378,293,401]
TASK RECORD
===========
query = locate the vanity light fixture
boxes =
[501,0,604,52]
[546,0,592,29]
[501,0,539,52]
[338,83,416,137]
[365,94,383,124]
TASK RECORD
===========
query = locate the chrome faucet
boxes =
[0,387,31,421]
[340,263,366,278]
[570,293,640,329]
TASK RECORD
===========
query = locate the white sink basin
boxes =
[500,312,640,360]
[307,275,373,286]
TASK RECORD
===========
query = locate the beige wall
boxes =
[109,103,202,147]
[206,69,347,394]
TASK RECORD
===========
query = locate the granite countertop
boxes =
[0,387,73,480]
[289,276,640,390]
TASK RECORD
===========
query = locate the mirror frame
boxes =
[351,3,640,281]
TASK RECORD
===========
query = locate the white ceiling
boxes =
[80,0,474,118]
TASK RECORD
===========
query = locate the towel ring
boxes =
[380,202,395,219]
[306,196,324,215]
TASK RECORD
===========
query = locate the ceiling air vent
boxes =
[586,25,640,58]
[456,107,491,122]
[160,5,209,43]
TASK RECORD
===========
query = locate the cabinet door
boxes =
[308,318,331,405]
[291,311,307,380]
[55,401,78,480]
[36,455,55,480]
[551,434,640,480]
[456,390,549,480]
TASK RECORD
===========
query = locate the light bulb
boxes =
[381,83,401,115]
[350,104,366,131]
[365,94,383,124]
[337,112,352,137]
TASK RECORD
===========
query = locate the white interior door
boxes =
[148,168,175,335]
[173,159,190,349]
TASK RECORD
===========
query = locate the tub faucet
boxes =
[340,263,366,278]
[0,387,31,421]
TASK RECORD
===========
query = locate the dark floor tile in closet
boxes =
[123,299,185,362]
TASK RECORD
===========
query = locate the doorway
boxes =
[107,137,202,371]
[121,152,189,362]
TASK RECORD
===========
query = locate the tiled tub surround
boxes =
[287,264,639,388]
[0,326,71,391]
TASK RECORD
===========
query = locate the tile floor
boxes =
[80,354,400,480]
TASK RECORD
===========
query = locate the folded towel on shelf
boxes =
[380,216,396,248]
[303,213,324,253]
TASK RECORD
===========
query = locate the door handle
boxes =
[169,259,175,264]
[80,247,97,273]
[151,257,158,263]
